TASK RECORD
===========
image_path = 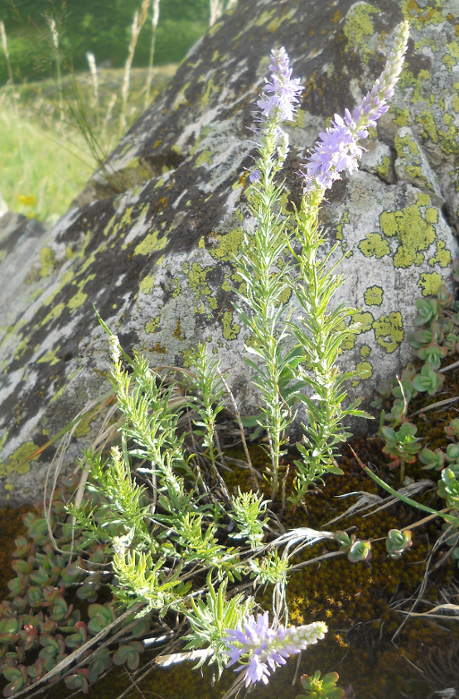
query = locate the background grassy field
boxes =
[0,0,223,225]
[0,64,177,225]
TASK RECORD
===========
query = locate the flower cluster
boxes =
[249,47,304,183]
[257,46,304,122]
[302,20,410,192]
[224,612,327,687]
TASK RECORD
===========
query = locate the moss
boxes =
[360,345,371,358]
[358,233,390,259]
[418,271,444,296]
[364,286,384,306]
[372,312,404,353]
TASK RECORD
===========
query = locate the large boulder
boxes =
[1,0,458,507]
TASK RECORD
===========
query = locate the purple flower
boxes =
[257,47,304,123]
[224,612,327,687]
[249,169,261,183]
[302,20,410,192]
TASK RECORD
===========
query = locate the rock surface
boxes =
[1,0,459,507]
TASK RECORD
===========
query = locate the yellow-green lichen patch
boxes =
[41,302,66,327]
[358,233,390,259]
[254,9,275,26]
[14,336,30,361]
[416,109,439,143]
[67,290,88,311]
[337,320,357,351]
[453,82,459,113]
[373,313,404,353]
[443,40,459,70]
[401,0,445,28]
[139,274,155,294]
[222,311,240,340]
[209,228,244,261]
[37,346,61,366]
[393,108,411,128]
[38,247,57,279]
[0,442,38,478]
[397,67,432,104]
[418,272,444,296]
[343,3,380,62]
[356,361,373,380]
[188,263,211,300]
[171,83,190,111]
[429,240,452,268]
[145,317,160,334]
[103,214,117,236]
[134,230,167,256]
[364,286,384,307]
[379,194,437,268]
[74,414,96,438]
[377,156,391,182]
[360,345,371,358]
[351,312,374,334]
[394,131,432,189]
[194,149,213,168]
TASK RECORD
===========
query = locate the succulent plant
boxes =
[0,477,153,697]
[334,532,372,563]
[296,670,345,699]
[385,529,413,559]
[411,364,445,396]
[414,298,439,327]
[445,419,459,440]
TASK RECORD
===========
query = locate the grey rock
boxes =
[1,0,459,506]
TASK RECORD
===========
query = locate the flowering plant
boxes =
[40,20,412,699]
[224,612,327,687]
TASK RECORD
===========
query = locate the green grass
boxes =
[0,0,208,84]
[0,64,177,226]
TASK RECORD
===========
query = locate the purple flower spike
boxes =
[224,612,327,687]
[257,47,304,123]
[302,20,410,192]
